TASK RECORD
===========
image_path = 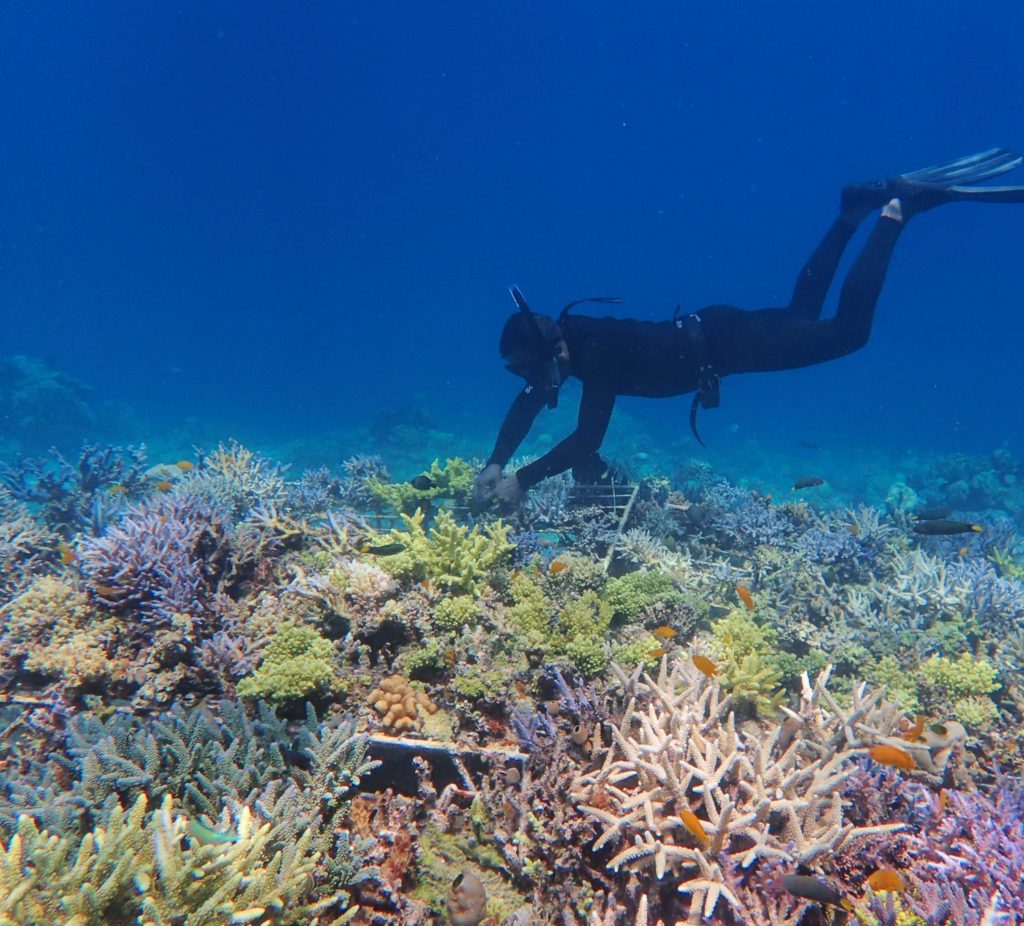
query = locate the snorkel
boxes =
[508,284,564,409]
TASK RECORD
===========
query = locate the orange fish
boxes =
[419,579,432,593]
[867,744,916,771]
[648,647,668,660]
[548,560,568,574]
[938,788,949,814]
[902,714,925,742]
[865,868,906,893]
[155,480,173,491]
[94,585,119,596]
[736,585,755,611]
[692,654,718,677]
[176,460,195,471]
[652,626,677,639]
[57,542,77,565]
[678,807,709,846]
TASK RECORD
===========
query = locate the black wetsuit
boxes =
[487,211,903,489]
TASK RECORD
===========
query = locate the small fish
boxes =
[865,868,906,893]
[409,474,435,490]
[281,746,313,772]
[692,654,718,677]
[652,626,678,639]
[780,874,851,910]
[548,560,568,574]
[913,519,982,536]
[155,480,173,492]
[176,460,195,471]
[648,647,668,660]
[108,484,129,496]
[937,788,949,814]
[57,542,77,565]
[363,542,405,556]
[867,744,916,771]
[902,714,925,742]
[419,579,432,593]
[799,440,822,450]
[792,476,825,491]
[736,585,755,611]
[188,818,240,846]
[678,807,709,845]
[914,505,953,521]
[94,585,119,596]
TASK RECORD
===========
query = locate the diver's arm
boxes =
[514,383,615,489]
[486,385,548,469]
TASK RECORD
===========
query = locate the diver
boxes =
[473,148,1024,508]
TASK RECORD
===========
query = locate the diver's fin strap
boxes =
[675,308,720,448]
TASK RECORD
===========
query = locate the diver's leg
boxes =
[786,212,863,320]
[709,205,904,373]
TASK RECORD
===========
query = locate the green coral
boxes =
[412,824,525,922]
[612,636,664,669]
[919,653,999,699]
[452,667,510,701]
[708,610,784,715]
[401,640,446,677]
[603,570,683,620]
[370,509,512,595]
[237,623,338,705]
[367,457,475,513]
[865,655,921,714]
[918,653,1000,729]
[990,545,1024,580]
[434,594,480,632]
[551,592,613,675]
[508,573,551,646]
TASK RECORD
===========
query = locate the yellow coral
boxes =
[0,576,114,687]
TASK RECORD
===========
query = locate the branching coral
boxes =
[370,508,512,595]
[0,792,346,926]
[572,662,906,925]
[79,492,232,632]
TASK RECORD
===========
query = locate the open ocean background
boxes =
[3,0,1023,493]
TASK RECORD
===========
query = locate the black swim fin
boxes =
[843,147,1024,213]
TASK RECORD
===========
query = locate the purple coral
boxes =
[79,492,230,630]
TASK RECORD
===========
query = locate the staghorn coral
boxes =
[367,457,475,514]
[370,508,512,595]
[183,439,289,516]
[0,442,148,536]
[572,662,906,925]
[78,492,238,649]
[0,792,347,926]
[0,493,58,604]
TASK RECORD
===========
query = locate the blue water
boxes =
[3,1,1023,463]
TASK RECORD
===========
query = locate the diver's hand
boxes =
[494,474,525,507]
[473,464,503,504]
